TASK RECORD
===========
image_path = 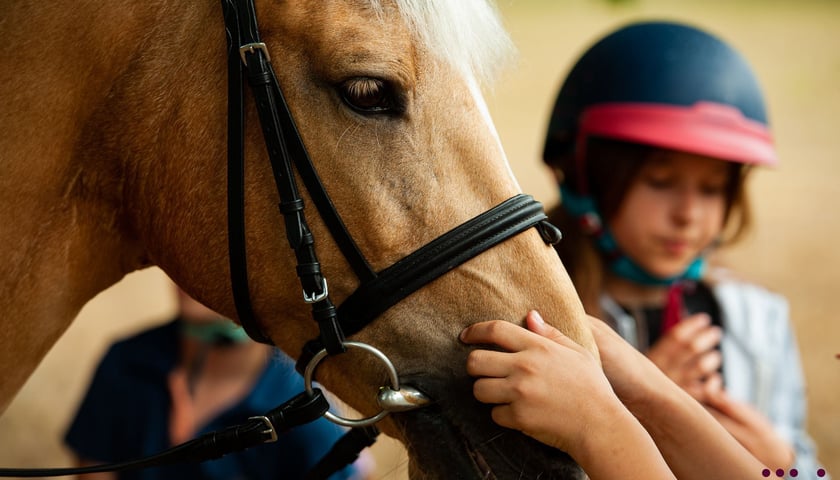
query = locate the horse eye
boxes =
[340,77,398,114]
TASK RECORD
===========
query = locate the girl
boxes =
[537,21,822,474]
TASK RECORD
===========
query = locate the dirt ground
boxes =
[1,1,837,478]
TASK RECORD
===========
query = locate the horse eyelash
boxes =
[339,77,405,116]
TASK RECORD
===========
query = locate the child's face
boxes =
[608,151,731,279]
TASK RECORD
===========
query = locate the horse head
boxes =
[0,1,595,478]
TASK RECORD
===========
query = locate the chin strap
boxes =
[559,184,705,286]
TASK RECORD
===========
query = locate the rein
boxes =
[0,0,560,477]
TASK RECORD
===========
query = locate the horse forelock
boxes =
[367,0,516,88]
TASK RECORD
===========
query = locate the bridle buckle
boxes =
[303,278,329,304]
[248,415,278,443]
[239,42,270,66]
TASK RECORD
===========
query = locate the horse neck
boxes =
[0,0,213,412]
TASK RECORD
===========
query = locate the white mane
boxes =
[369,0,516,87]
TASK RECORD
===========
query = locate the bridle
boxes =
[0,0,560,477]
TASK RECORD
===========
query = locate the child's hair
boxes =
[547,137,753,315]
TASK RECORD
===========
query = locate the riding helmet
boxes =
[543,20,777,185]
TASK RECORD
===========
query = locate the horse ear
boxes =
[537,221,563,245]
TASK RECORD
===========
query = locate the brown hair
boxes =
[548,137,753,316]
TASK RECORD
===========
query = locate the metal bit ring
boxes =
[303,341,400,427]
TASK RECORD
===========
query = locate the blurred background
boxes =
[0,0,836,478]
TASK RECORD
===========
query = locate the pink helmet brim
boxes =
[577,102,778,167]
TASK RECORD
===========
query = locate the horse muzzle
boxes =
[393,375,586,480]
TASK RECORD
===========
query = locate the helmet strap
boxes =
[560,185,705,287]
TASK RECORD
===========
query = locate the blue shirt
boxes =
[65,320,358,480]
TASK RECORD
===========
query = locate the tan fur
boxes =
[0,0,594,475]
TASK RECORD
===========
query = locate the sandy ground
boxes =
[0,1,837,478]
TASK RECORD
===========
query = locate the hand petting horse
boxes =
[0,1,595,478]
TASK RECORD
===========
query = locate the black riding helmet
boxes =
[543,20,777,193]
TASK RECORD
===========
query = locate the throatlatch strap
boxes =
[223,0,273,345]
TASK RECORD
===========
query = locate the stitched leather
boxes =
[337,194,548,337]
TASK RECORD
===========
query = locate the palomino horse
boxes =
[0,0,596,478]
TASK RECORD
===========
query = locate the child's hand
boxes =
[167,367,197,445]
[461,312,676,480]
[460,311,622,454]
[645,313,722,402]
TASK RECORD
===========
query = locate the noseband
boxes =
[0,0,561,477]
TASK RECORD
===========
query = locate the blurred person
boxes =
[65,286,373,480]
[537,21,824,475]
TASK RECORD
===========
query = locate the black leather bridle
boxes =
[225,0,559,361]
[0,0,560,477]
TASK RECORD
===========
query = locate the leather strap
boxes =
[225,0,562,358]
[223,0,274,345]
[337,194,550,336]
[0,389,330,477]
[296,194,559,373]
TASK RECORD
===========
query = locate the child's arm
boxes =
[462,311,771,480]
[461,314,674,480]
[587,315,769,479]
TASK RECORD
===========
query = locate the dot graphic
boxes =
[776,469,784,477]
[761,469,771,477]
[789,469,798,477]
[818,468,826,477]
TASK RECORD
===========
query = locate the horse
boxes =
[0,0,596,478]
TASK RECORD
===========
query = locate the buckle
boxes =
[248,415,278,443]
[239,42,270,66]
[303,278,329,304]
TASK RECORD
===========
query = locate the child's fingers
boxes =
[472,377,516,404]
[460,320,535,352]
[488,404,518,431]
[688,325,722,355]
[524,310,588,354]
[670,313,712,343]
[465,348,515,378]
[692,350,723,378]
[701,372,724,400]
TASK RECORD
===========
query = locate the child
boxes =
[541,21,823,475]
[65,287,372,480]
